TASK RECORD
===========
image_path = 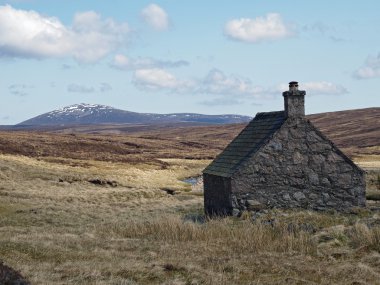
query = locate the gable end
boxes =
[305,119,365,174]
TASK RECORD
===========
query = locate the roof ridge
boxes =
[255,110,284,115]
[257,110,283,114]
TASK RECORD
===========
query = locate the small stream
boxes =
[182,176,203,192]
[183,177,199,185]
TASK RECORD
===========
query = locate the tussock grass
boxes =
[100,216,316,255]
[349,223,380,251]
[0,153,379,284]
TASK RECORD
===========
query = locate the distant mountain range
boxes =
[17,103,252,126]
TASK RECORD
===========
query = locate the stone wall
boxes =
[231,117,366,214]
[203,173,232,216]
[283,91,305,118]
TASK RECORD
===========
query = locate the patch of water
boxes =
[182,176,204,192]
[183,177,199,185]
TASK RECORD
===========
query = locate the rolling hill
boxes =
[17,103,252,126]
[0,107,378,162]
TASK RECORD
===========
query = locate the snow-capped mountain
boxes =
[18,103,252,126]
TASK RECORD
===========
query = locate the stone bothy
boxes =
[203,82,366,216]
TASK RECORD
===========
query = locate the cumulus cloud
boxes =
[133,67,348,101]
[133,68,194,92]
[133,68,268,98]
[302,81,348,95]
[67,84,95,93]
[141,4,169,31]
[353,53,380,79]
[273,81,348,96]
[111,54,188,70]
[0,5,129,62]
[199,69,265,97]
[224,13,295,43]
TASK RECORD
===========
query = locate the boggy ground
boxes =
[0,120,379,284]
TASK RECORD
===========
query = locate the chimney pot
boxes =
[289,81,299,92]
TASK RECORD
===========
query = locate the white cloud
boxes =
[355,67,380,79]
[67,84,95,93]
[302,81,348,95]
[111,54,188,70]
[133,67,348,99]
[224,13,295,43]
[0,5,129,62]
[133,68,267,98]
[274,81,348,96]
[112,54,130,68]
[200,74,347,98]
[141,4,169,31]
[133,68,194,92]
[200,69,264,97]
[353,53,380,79]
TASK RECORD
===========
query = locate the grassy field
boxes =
[0,149,379,284]
[0,114,380,285]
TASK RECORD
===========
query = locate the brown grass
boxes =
[0,125,379,284]
[101,216,315,254]
[1,108,379,166]
[349,223,380,251]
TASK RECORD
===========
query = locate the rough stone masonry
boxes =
[203,81,366,216]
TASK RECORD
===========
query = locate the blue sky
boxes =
[0,0,379,124]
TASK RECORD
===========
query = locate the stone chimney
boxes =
[282,81,306,118]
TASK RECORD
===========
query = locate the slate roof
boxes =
[203,111,286,177]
